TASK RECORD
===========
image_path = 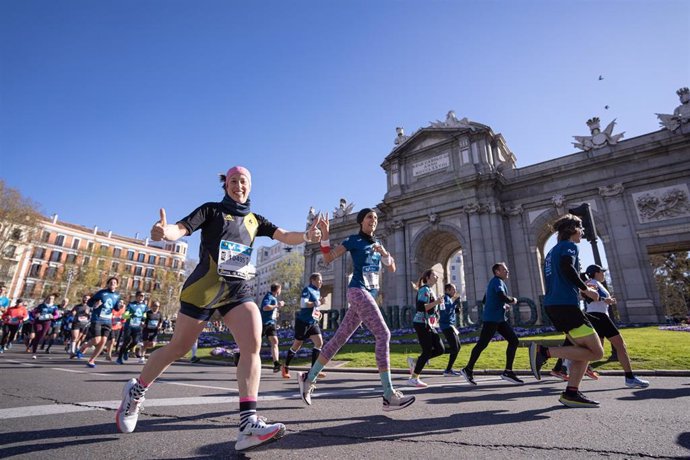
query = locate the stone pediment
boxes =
[386,123,488,162]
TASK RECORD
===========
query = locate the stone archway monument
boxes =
[305,93,690,325]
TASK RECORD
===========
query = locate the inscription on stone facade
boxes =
[412,152,450,177]
[633,184,690,223]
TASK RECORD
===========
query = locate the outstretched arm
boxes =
[316,213,347,264]
[273,218,321,245]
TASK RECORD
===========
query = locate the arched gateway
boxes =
[305,105,690,325]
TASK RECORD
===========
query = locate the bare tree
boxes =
[0,179,42,288]
[650,252,690,321]
[271,251,305,324]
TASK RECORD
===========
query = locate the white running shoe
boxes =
[407,377,428,388]
[407,357,416,375]
[138,357,146,364]
[116,378,145,433]
[298,371,316,405]
[235,417,286,451]
[382,390,416,412]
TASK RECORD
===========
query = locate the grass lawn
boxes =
[182,326,690,371]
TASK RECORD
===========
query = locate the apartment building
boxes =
[2,214,187,307]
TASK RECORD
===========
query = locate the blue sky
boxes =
[1,0,688,267]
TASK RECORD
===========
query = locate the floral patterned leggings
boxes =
[320,287,391,370]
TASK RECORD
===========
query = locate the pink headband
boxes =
[225,166,251,187]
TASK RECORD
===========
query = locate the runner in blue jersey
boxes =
[298,208,415,412]
[117,291,149,365]
[461,263,523,386]
[408,269,445,388]
[29,293,59,358]
[42,297,68,354]
[283,273,326,379]
[529,214,603,408]
[83,277,122,368]
[0,286,9,349]
[140,301,162,363]
[259,283,284,373]
[438,283,462,376]
[115,166,321,452]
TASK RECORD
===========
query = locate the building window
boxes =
[87,241,94,252]
[145,268,154,278]
[29,264,41,277]
[148,255,156,264]
[72,238,81,250]
[83,256,91,266]
[113,247,122,258]
[49,251,62,263]
[22,282,35,297]
[3,244,17,258]
[144,280,151,292]
[134,266,143,276]
[112,261,119,272]
[46,267,58,279]
[159,257,167,267]
[97,259,105,268]
[55,235,65,247]
[132,279,140,290]
[127,250,135,261]
[41,231,51,242]
[100,245,109,255]
[124,264,132,274]
[11,229,22,240]
[154,281,161,291]
[66,254,77,264]
[137,253,145,262]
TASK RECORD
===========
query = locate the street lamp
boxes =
[65,268,77,298]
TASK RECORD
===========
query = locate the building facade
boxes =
[252,240,304,301]
[2,214,187,309]
[304,105,690,325]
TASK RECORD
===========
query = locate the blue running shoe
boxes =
[86,362,96,368]
[443,370,462,377]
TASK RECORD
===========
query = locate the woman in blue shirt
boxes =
[298,208,415,412]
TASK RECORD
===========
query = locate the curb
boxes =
[183,359,690,377]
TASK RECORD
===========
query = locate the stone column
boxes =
[597,183,663,323]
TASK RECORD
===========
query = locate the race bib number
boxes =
[78,315,89,324]
[10,317,20,324]
[130,317,142,327]
[99,310,112,320]
[312,309,322,320]
[217,240,256,280]
[363,270,380,291]
[148,319,159,329]
[38,314,52,321]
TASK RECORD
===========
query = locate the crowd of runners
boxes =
[0,283,168,367]
[0,166,653,453]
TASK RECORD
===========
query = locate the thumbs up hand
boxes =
[151,208,169,241]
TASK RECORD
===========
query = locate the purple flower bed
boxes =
[198,322,662,360]
[659,325,690,333]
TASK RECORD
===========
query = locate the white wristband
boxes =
[382,254,393,266]
[320,239,330,247]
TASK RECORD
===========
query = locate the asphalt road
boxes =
[1,348,689,459]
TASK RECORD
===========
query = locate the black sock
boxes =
[311,348,321,366]
[285,349,296,368]
[239,400,257,431]
[625,372,634,379]
[565,385,578,395]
